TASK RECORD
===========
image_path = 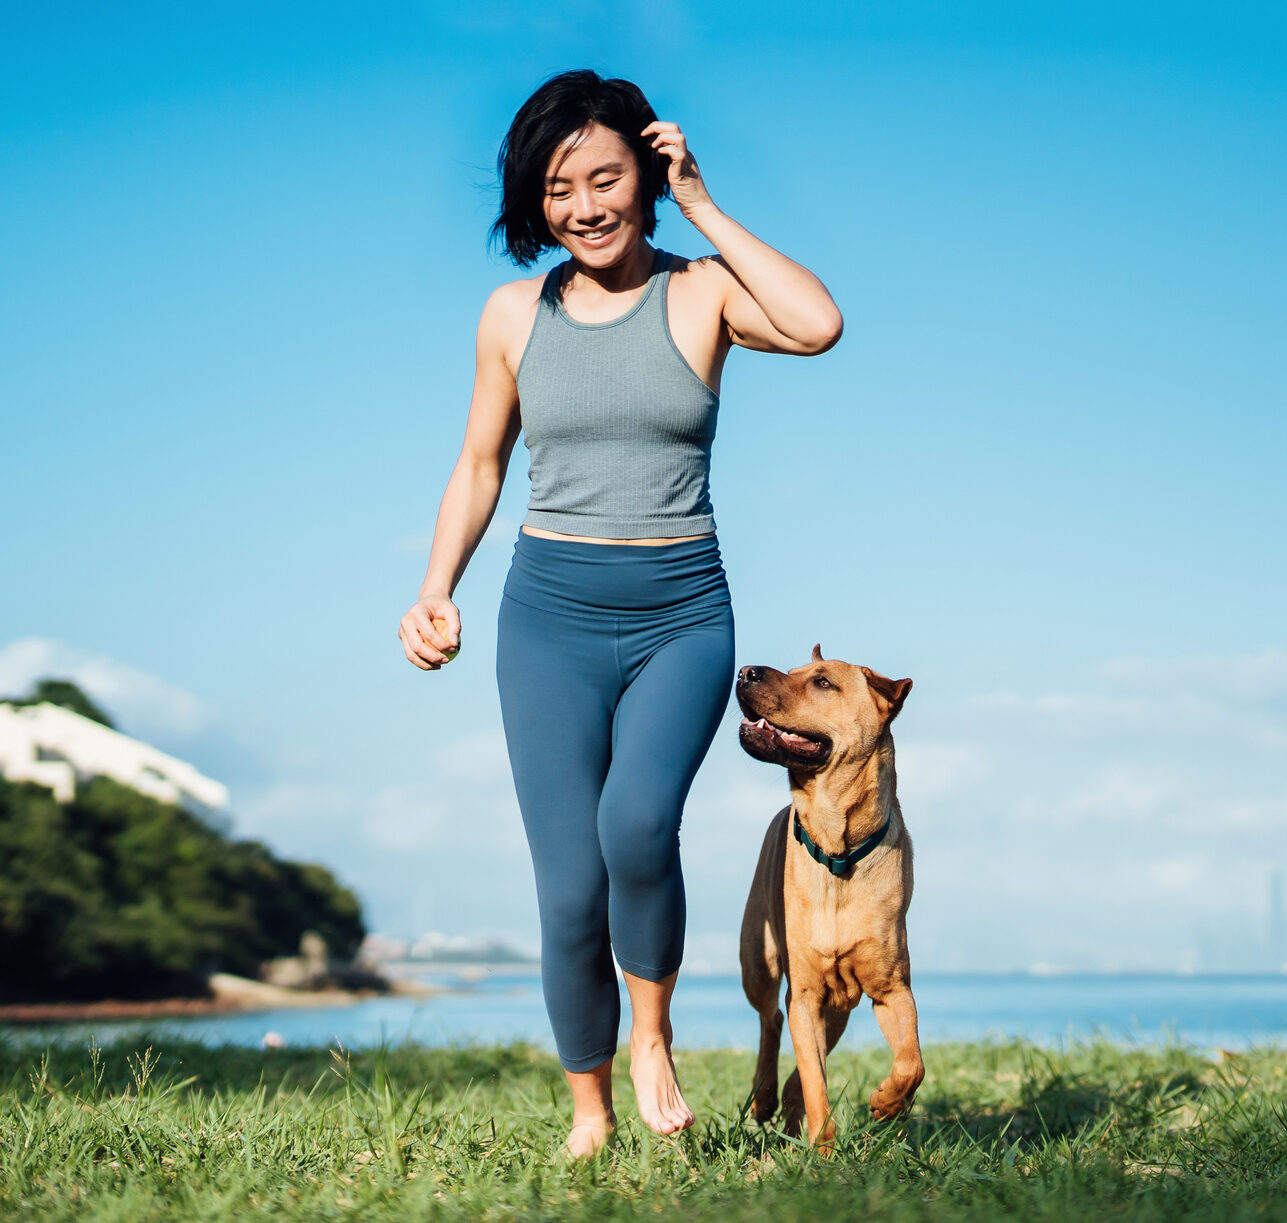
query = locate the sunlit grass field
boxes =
[1,1034,1283,1220]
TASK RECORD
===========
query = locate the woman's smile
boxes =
[543,123,644,265]
[570,222,619,248]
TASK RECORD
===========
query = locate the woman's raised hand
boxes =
[642,121,715,221]
[400,594,461,671]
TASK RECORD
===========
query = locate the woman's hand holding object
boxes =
[400,596,460,671]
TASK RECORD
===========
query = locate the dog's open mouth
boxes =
[738,714,830,764]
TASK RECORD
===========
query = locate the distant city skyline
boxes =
[3,2,1284,973]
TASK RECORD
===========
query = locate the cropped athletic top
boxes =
[515,246,720,538]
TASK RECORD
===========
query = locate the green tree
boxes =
[0,775,366,1002]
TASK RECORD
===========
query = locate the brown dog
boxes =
[737,645,924,1150]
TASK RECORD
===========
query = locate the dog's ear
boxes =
[861,668,913,724]
[812,643,824,662]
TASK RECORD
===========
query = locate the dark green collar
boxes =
[792,804,891,877]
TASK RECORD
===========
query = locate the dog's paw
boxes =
[869,1078,918,1121]
[811,1117,838,1156]
[781,1073,805,1136]
[751,1087,778,1124]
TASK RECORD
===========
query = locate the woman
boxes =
[399,70,841,1157]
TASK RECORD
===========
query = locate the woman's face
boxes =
[542,122,646,267]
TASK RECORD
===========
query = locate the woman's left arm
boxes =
[643,120,843,356]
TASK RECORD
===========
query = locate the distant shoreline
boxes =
[4,968,1282,1027]
[382,959,540,974]
[0,972,437,1025]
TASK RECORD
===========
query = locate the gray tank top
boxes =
[515,246,720,538]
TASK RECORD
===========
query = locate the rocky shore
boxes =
[0,971,435,1025]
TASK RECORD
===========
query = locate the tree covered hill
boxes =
[0,678,366,1003]
[0,774,365,1003]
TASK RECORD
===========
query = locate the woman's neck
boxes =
[564,241,655,297]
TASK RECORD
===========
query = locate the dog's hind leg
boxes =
[752,1002,784,1124]
[823,1004,851,1053]
[741,811,790,1125]
[779,985,805,1136]
[740,911,784,1123]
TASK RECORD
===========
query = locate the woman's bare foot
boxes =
[629,1030,694,1134]
[563,1109,616,1159]
[561,1057,615,1158]
[622,969,695,1134]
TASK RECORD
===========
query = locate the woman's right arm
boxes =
[399,285,527,671]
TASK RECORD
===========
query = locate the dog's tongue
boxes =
[744,715,815,751]
[777,728,814,748]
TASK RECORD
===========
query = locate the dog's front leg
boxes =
[785,988,836,1152]
[869,983,924,1119]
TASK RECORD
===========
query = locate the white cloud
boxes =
[971,648,1287,751]
[0,636,213,739]
[1094,648,1287,703]
[883,647,1287,968]
[1030,763,1185,823]
[428,729,512,782]
[1006,762,1287,838]
[234,780,355,836]
[687,759,787,833]
[365,786,451,851]
[233,724,529,862]
[1145,856,1207,891]
[896,739,993,808]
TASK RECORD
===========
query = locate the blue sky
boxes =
[3,1,1284,972]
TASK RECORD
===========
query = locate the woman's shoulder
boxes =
[665,250,732,289]
[477,266,564,373]
[665,251,735,283]
[486,267,556,314]
[663,251,731,311]
[478,267,559,343]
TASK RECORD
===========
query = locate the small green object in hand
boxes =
[432,618,460,661]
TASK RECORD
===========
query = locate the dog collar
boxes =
[792,804,891,877]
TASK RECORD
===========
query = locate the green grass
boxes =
[0,1034,1283,1220]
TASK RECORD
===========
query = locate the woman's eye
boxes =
[595,179,620,191]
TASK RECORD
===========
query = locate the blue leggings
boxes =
[495,530,735,1071]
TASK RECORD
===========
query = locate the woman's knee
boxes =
[535,873,607,940]
[598,785,681,884]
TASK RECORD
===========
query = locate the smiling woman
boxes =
[398,68,843,1158]
[490,75,671,272]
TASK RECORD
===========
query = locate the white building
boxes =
[0,701,228,813]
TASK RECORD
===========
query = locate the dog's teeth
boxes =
[756,718,768,729]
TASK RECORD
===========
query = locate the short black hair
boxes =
[490,70,670,267]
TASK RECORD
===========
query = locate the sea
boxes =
[4,969,1285,1054]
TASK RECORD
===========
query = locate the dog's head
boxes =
[736,644,912,774]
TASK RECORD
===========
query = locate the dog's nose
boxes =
[739,665,762,685]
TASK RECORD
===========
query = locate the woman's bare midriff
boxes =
[521,525,715,546]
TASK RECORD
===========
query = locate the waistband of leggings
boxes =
[503,529,730,616]
[513,529,722,557]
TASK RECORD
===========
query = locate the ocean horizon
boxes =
[5,970,1284,1055]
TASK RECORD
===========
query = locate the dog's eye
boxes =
[813,676,834,690]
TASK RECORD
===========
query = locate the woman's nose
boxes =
[571,189,604,221]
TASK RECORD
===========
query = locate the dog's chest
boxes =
[793,904,871,1008]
